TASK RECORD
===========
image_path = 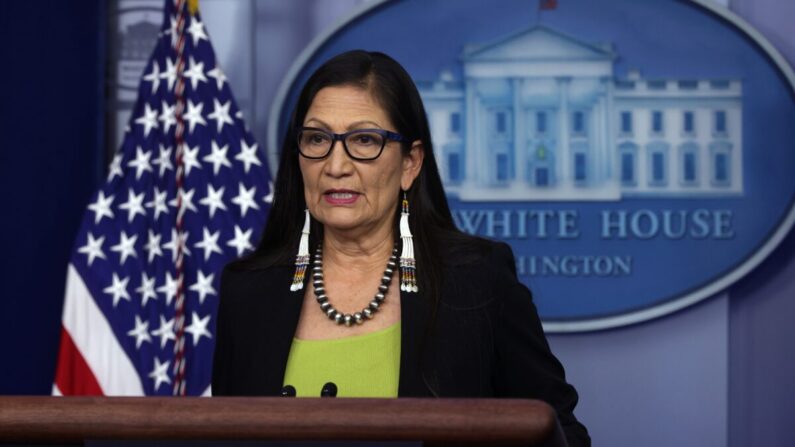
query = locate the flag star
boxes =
[207,99,233,133]
[88,191,114,224]
[162,229,191,262]
[227,225,254,257]
[186,16,208,46]
[77,232,106,266]
[134,103,159,137]
[207,65,227,91]
[263,180,274,204]
[118,188,146,223]
[152,144,174,177]
[151,316,175,349]
[199,184,227,218]
[110,230,138,265]
[143,229,163,263]
[189,270,217,304]
[169,188,198,218]
[107,153,124,181]
[164,14,178,47]
[127,315,152,349]
[185,312,212,346]
[127,146,153,180]
[235,140,262,173]
[181,143,202,177]
[183,56,207,91]
[135,272,158,306]
[183,99,206,133]
[194,227,223,261]
[156,271,178,305]
[148,357,171,391]
[142,60,161,94]
[231,183,259,217]
[203,140,232,175]
[145,186,169,220]
[103,273,131,307]
[158,101,176,134]
[159,57,178,91]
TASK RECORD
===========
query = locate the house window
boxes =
[683,111,694,134]
[714,153,729,183]
[678,80,698,89]
[648,80,667,90]
[574,153,586,182]
[684,152,696,182]
[450,113,461,134]
[448,153,461,182]
[621,111,632,133]
[652,152,665,182]
[619,142,638,185]
[496,112,507,134]
[652,111,664,133]
[536,111,547,133]
[647,142,669,186]
[496,153,509,182]
[621,153,635,184]
[573,111,585,134]
[715,110,727,134]
[535,167,549,186]
[710,141,732,186]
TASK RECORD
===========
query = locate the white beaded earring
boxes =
[290,209,311,291]
[399,191,418,293]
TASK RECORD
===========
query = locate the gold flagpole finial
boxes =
[188,0,199,15]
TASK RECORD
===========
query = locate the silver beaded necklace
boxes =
[312,243,399,327]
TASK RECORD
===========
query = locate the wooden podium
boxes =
[0,397,565,446]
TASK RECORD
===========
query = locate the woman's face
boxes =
[299,85,423,237]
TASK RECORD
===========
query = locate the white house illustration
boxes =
[418,25,743,201]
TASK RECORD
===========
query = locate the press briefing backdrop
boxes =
[1,1,794,446]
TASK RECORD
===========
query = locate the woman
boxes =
[212,50,590,446]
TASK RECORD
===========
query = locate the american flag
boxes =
[54,0,270,396]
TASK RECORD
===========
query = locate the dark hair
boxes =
[232,50,489,305]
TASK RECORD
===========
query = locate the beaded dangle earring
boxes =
[290,209,311,291]
[399,191,419,293]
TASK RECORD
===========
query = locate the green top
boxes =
[282,322,401,398]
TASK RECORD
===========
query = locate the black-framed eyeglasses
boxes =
[297,127,407,161]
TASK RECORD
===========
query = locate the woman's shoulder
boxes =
[438,236,520,308]
[220,261,293,301]
[439,235,516,275]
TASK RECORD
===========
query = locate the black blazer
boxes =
[212,241,590,447]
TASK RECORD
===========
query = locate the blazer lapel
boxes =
[258,266,305,395]
[398,286,435,397]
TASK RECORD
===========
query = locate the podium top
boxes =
[0,396,561,446]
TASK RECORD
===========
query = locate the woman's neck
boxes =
[322,226,395,274]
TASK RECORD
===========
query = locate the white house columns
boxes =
[556,76,572,188]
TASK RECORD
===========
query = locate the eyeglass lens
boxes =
[298,129,385,160]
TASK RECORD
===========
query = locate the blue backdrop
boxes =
[0,0,106,393]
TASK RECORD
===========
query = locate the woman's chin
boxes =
[316,210,367,233]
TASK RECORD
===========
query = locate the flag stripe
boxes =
[54,326,104,395]
[61,264,144,395]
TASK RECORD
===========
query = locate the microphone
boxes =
[320,382,338,397]
[281,385,296,397]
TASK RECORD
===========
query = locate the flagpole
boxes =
[172,0,189,397]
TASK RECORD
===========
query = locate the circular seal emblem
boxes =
[269,0,795,332]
